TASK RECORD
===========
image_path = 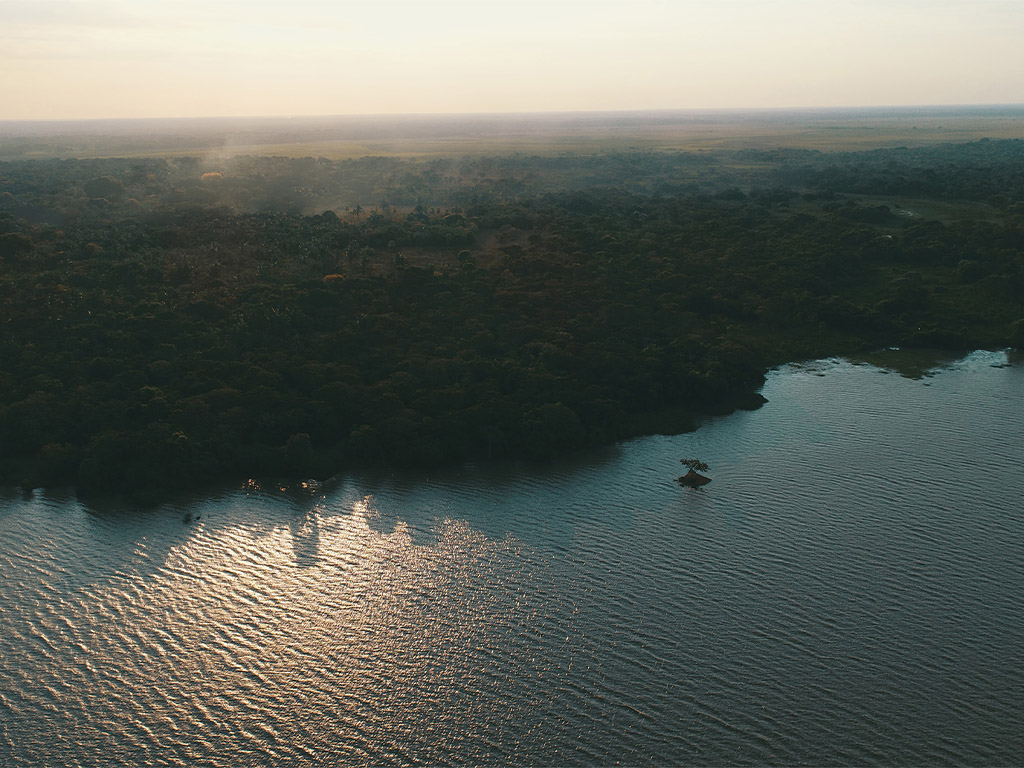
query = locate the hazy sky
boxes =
[2,0,1022,120]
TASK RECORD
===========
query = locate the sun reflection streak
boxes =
[2,487,554,765]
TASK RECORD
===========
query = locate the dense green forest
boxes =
[2,140,1022,502]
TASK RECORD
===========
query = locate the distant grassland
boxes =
[2,107,1022,160]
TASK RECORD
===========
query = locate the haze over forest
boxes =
[3,0,1023,501]
[2,0,1024,121]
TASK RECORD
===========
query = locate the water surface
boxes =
[1,351,1022,765]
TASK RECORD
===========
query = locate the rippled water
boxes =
[2,351,1022,766]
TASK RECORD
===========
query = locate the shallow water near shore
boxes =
[2,350,1022,766]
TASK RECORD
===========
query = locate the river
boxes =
[1,350,1022,766]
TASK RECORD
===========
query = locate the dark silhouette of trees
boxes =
[1,140,1021,501]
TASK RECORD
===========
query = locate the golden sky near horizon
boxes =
[1,0,1023,120]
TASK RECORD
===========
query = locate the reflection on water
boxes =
[289,508,320,567]
[1,351,1022,766]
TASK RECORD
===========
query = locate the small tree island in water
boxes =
[677,459,712,489]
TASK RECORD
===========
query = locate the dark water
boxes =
[2,351,1022,766]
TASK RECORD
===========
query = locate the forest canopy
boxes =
[1,140,1022,502]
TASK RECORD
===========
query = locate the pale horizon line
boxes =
[4,102,1024,126]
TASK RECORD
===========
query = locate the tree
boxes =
[84,176,125,201]
[680,458,709,472]
[0,232,32,260]
[678,458,711,488]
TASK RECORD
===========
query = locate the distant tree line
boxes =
[1,141,1022,502]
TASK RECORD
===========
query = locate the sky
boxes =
[1,0,1023,120]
